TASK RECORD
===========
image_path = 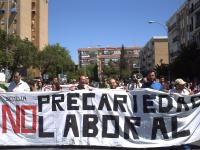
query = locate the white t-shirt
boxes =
[8,80,30,92]
[169,88,190,95]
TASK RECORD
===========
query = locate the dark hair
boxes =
[29,80,37,91]
[147,69,157,76]
[14,70,22,76]
[52,82,61,91]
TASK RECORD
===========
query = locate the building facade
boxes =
[166,1,190,63]
[167,0,200,63]
[189,0,200,47]
[140,36,169,74]
[0,0,48,50]
[78,46,141,79]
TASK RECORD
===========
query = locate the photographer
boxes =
[127,73,142,90]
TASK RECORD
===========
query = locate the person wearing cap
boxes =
[169,78,191,150]
[169,78,191,95]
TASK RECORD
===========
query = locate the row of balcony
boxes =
[0,7,17,15]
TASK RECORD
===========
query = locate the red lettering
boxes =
[2,105,37,134]
[2,105,20,133]
[21,105,37,133]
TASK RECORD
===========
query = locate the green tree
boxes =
[170,43,200,80]
[85,63,98,81]
[154,63,168,78]
[37,44,74,79]
[0,29,16,70]
[0,29,38,80]
[120,44,125,79]
[102,64,119,79]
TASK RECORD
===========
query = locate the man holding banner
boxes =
[142,70,163,91]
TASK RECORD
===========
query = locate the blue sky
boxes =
[48,0,185,64]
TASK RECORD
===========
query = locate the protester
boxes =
[159,76,170,92]
[169,78,191,150]
[37,79,44,91]
[169,78,191,95]
[142,70,163,91]
[8,71,30,92]
[77,75,86,89]
[99,78,110,88]
[29,80,38,91]
[188,81,199,94]
[127,73,142,90]
[76,75,93,90]
[51,76,61,91]
[108,78,119,89]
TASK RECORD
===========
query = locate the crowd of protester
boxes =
[0,70,200,96]
[0,70,199,149]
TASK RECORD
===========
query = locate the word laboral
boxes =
[0,89,200,148]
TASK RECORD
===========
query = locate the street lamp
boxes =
[148,20,168,31]
[148,20,171,81]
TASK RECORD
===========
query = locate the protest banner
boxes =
[0,89,200,148]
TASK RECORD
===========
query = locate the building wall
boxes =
[189,0,200,47]
[154,39,169,65]
[166,1,190,63]
[78,47,141,78]
[140,37,168,74]
[38,0,48,50]
[0,0,48,50]
[166,14,181,63]
[167,0,200,63]
[18,0,32,40]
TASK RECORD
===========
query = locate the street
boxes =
[1,141,200,150]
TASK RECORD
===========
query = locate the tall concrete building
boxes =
[0,0,48,50]
[167,0,200,63]
[166,1,190,63]
[189,0,200,48]
[140,36,169,74]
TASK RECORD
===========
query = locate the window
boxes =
[32,2,36,10]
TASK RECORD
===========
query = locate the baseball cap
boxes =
[175,78,186,85]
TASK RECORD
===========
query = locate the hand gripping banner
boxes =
[0,89,200,148]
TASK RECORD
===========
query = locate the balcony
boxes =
[81,55,90,58]
[194,1,200,12]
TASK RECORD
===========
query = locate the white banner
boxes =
[0,89,200,148]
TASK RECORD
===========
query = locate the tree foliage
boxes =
[0,30,38,80]
[102,64,119,79]
[170,43,200,80]
[154,63,168,79]
[37,44,74,78]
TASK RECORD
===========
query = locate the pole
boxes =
[5,0,10,81]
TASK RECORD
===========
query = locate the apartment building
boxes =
[0,0,48,50]
[140,36,169,74]
[167,14,181,63]
[166,1,190,63]
[189,0,200,47]
[167,0,200,62]
[78,46,141,78]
